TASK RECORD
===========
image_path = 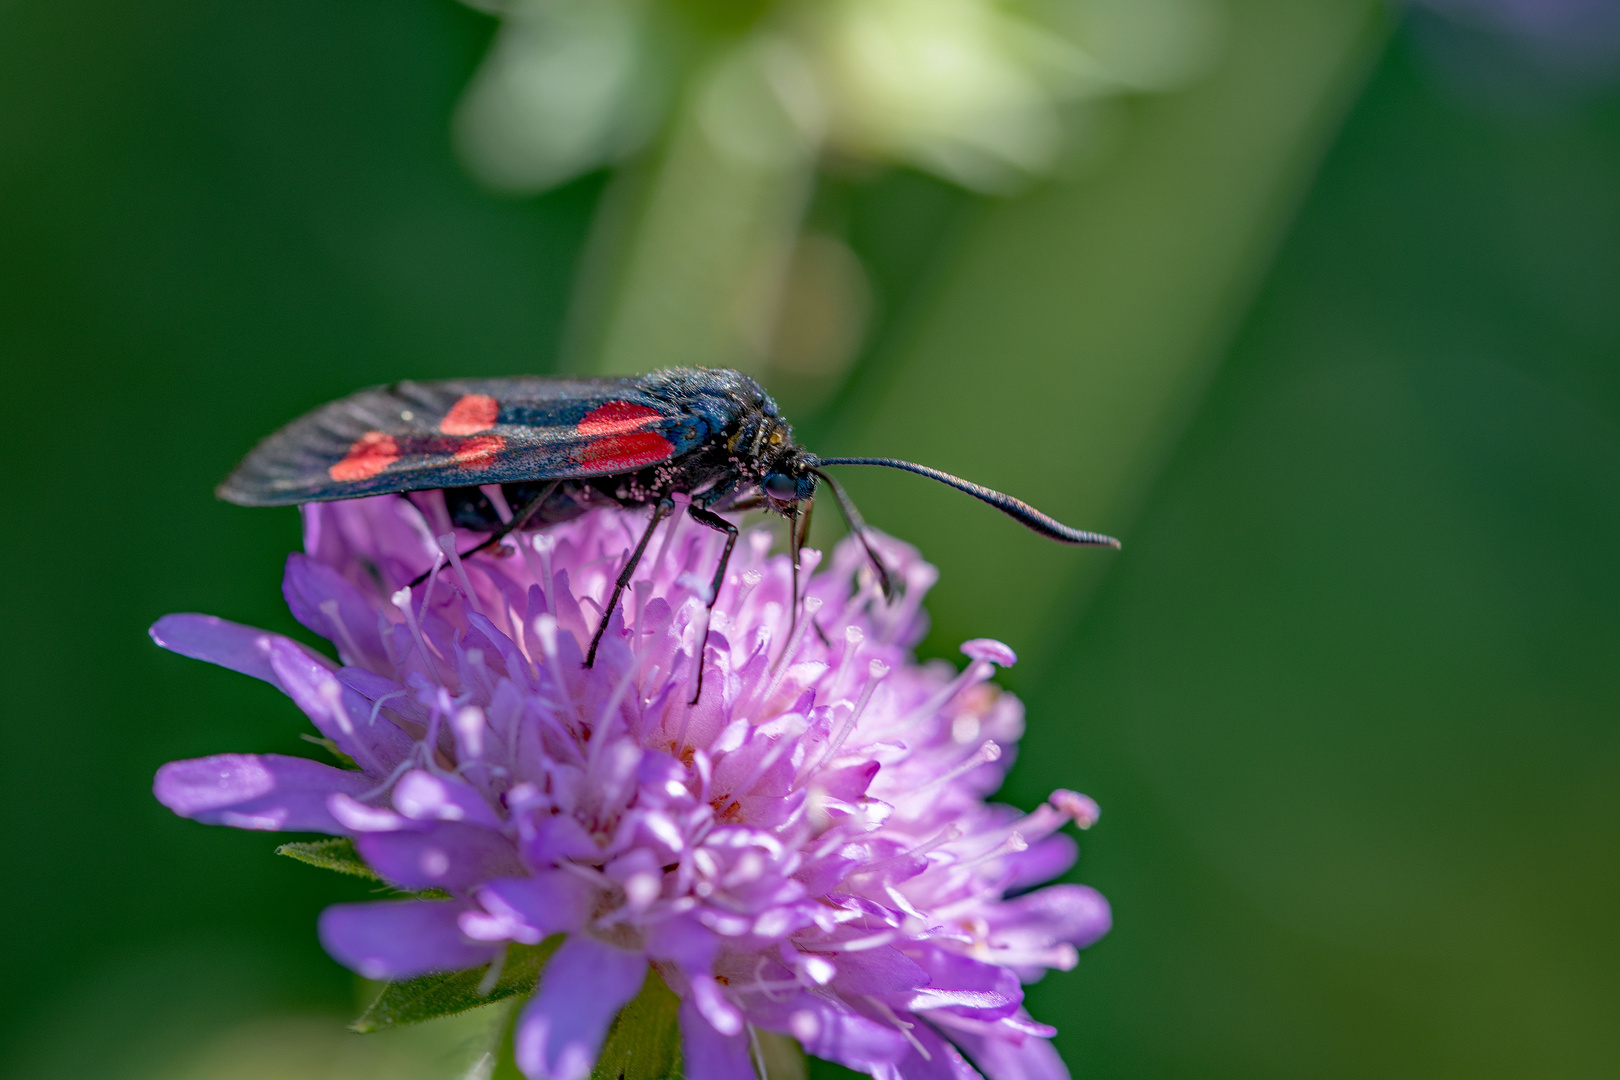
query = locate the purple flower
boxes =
[154,493,1109,1079]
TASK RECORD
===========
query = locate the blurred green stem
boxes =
[831,0,1389,672]
[569,36,822,376]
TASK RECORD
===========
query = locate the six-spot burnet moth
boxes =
[219,367,1119,701]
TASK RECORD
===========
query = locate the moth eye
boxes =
[764,473,799,501]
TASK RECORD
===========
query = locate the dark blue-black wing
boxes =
[217,376,711,506]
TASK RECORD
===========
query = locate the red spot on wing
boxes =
[577,401,661,437]
[329,431,400,482]
[578,432,675,472]
[440,393,499,435]
[453,434,506,468]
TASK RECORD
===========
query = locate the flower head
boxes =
[154,493,1108,1079]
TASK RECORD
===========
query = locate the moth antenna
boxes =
[810,469,895,600]
[815,457,1120,548]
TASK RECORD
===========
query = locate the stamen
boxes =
[851,824,962,877]
[820,659,888,767]
[1051,788,1101,829]
[893,659,992,731]
[826,625,864,702]
[532,614,574,720]
[756,596,822,708]
[356,752,421,802]
[318,600,367,667]
[482,484,514,524]
[866,998,930,1060]
[366,689,408,727]
[904,741,1001,801]
[954,831,1028,871]
[648,492,689,581]
[419,550,445,618]
[590,645,653,772]
[391,587,442,683]
[437,533,483,617]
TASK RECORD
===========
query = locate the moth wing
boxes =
[218,376,701,506]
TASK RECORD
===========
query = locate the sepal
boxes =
[275,837,379,879]
[353,938,562,1032]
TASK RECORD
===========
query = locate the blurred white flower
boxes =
[453,0,1223,195]
[453,0,662,192]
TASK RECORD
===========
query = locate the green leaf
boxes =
[753,1030,807,1080]
[275,837,380,880]
[353,938,562,1033]
[299,731,358,768]
[590,967,682,1080]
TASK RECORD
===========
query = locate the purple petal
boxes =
[897,947,1021,1020]
[992,884,1111,950]
[747,990,910,1072]
[679,997,757,1080]
[830,946,930,996]
[462,873,593,943]
[877,1019,985,1080]
[356,821,523,892]
[327,793,419,832]
[154,753,369,833]
[283,553,387,667]
[150,614,331,688]
[318,900,499,979]
[515,935,647,1080]
[1002,834,1078,891]
[688,975,744,1036]
[523,813,604,866]
[818,761,880,801]
[948,1027,1070,1080]
[393,770,503,829]
[268,638,414,775]
[644,913,718,969]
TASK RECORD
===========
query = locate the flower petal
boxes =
[327,792,418,832]
[318,899,499,979]
[949,1026,1070,1080]
[830,946,931,996]
[393,769,504,829]
[149,614,329,688]
[268,638,414,775]
[877,1018,985,1080]
[897,947,1022,1020]
[282,553,387,668]
[514,935,648,1080]
[991,884,1111,950]
[679,996,757,1080]
[154,753,369,833]
[747,990,910,1072]
[1003,833,1077,891]
[461,872,592,942]
[356,821,523,892]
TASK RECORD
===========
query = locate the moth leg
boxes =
[685,505,739,705]
[409,481,560,588]
[584,498,674,668]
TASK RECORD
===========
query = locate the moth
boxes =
[221,367,1117,698]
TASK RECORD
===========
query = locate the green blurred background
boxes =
[3,0,1618,1077]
